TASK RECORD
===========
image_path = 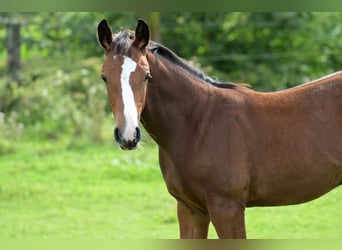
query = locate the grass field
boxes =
[0,134,341,239]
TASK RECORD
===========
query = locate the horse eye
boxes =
[144,72,152,83]
[101,75,107,83]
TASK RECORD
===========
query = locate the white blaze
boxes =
[119,56,138,140]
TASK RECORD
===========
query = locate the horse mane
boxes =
[112,30,238,89]
[148,41,237,89]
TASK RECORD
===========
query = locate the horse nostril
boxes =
[135,127,141,142]
[114,127,122,143]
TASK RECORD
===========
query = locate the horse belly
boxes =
[247,158,342,206]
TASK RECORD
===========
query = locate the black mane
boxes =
[148,42,237,89]
[112,31,236,89]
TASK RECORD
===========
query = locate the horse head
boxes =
[97,19,152,150]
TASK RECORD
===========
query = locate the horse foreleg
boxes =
[207,196,246,239]
[177,200,210,239]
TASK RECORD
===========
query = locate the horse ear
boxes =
[133,19,150,50]
[97,19,113,51]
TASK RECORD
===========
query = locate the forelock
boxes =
[111,31,133,55]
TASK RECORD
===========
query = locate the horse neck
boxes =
[141,54,210,148]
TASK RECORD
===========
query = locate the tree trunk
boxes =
[139,12,161,43]
[6,22,21,85]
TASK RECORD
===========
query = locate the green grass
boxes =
[0,136,341,239]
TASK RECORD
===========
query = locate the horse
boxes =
[97,19,342,239]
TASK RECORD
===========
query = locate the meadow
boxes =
[0,123,341,239]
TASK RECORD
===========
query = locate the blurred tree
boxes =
[140,12,161,42]
[0,13,21,85]
[6,21,21,85]
[160,12,342,90]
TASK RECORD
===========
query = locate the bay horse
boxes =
[97,19,342,238]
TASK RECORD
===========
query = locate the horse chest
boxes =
[159,150,208,209]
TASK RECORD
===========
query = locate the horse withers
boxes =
[97,19,342,238]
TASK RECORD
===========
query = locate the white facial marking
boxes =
[120,56,138,140]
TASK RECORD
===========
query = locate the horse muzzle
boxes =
[114,127,141,150]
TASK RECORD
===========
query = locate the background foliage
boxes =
[1,12,342,146]
[1,13,342,238]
